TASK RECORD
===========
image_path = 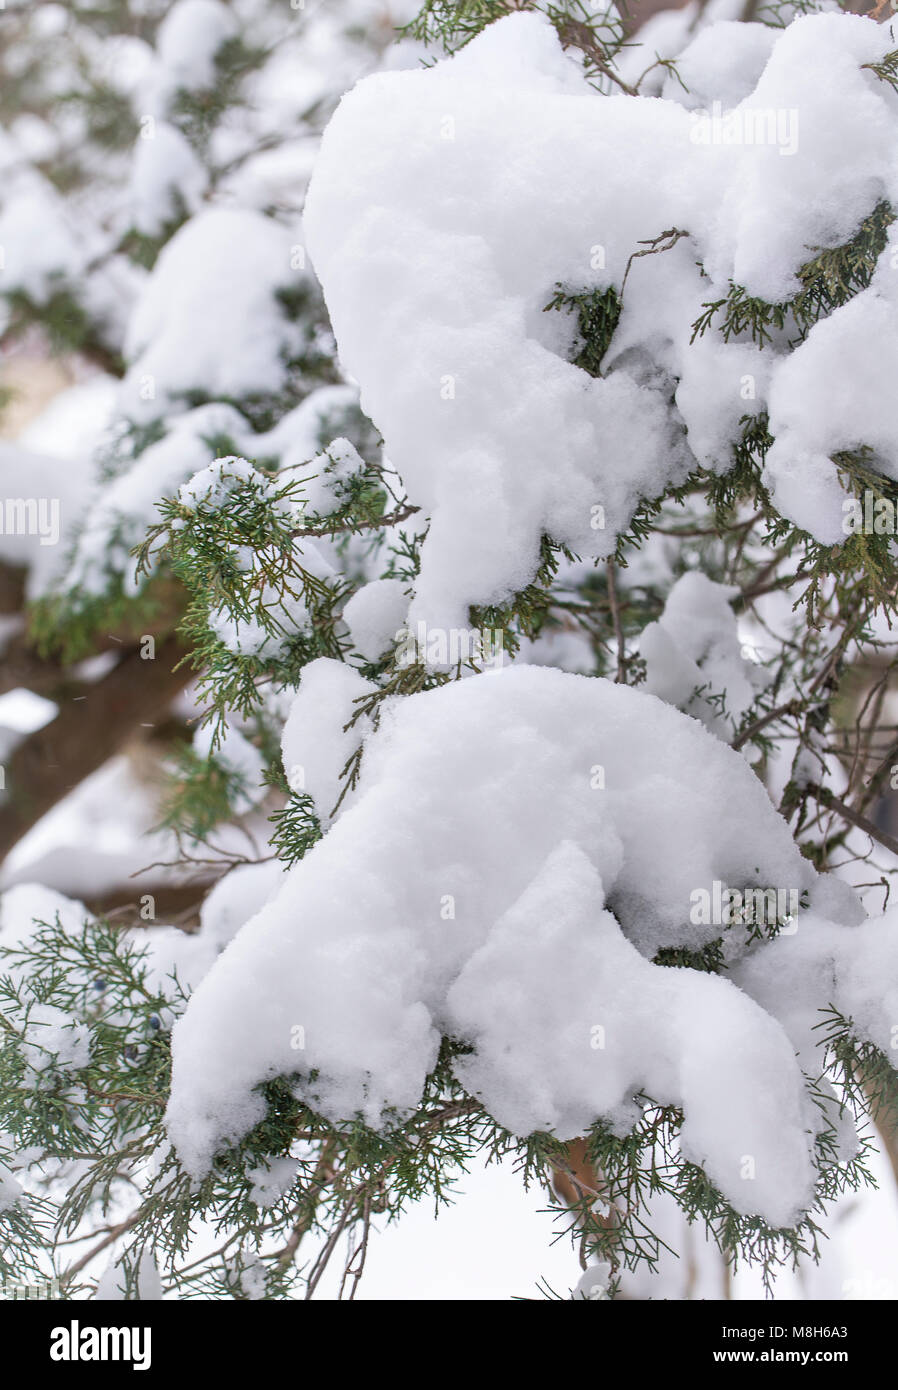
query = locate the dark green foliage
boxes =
[861,49,898,92]
[5,914,889,1299]
[59,81,139,150]
[28,573,182,665]
[268,794,323,868]
[544,284,623,377]
[3,286,124,374]
[159,743,256,842]
[136,466,350,742]
[170,37,270,156]
[691,201,893,349]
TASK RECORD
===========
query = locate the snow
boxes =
[0,866,280,1051]
[0,179,87,302]
[4,0,898,1300]
[573,1261,612,1300]
[119,209,300,422]
[447,840,815,1226]
[764,245,898,542]
[292,437,365,517]
[198,859,286,953]
[67,405,251,593]
[0,883,91,951]
[246,1155,300,1208]
[280,657,375,824]
[733,907,898,1075]
[305,10,898,635]
[342,578,409,664]
[95,1250,163,1301]
[0,438,95,595]
[515,621,595,676]
[707,15,898,302]
[144,0,238,117]
[660,21,779,111]
[0,1164,24,1214]
[639,571,765,738]
[0,689,57,736]
[0,430,102,594]
[21,1003,91,1084]
[65,389,362,597]
[18,376,117,461]
[129,121,208,236]
[178,454,287,514]
[167,665,864,1225]
[0,758,179,900]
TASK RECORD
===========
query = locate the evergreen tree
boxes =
[1,0,898,1301]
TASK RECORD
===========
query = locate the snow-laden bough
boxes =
[304,11,898,633]
[165,664,896,1228]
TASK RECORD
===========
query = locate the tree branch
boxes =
[0,635,193,861]
[0,560,26,615]
[804,782,898,861]
[291,502,421,540]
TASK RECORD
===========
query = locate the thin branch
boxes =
[804,782,898,860]
[732,697,803,751]
[605,557,627,684]
[291,502,421,540]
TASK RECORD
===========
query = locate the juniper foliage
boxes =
[2,0,898,1302]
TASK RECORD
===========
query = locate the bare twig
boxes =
[804,782,898,861]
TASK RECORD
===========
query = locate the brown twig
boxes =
[804,782,898,860]
[606,557,627,684]
[291,502,421,540]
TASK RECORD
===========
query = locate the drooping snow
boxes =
[280,657,375,824]
[733,907,898,1074]
[304,11,898,633]
[119,208,301,422]
[764,245,898,542]
[342,578,409,664]
[129,121,208,236]
[143,0,238,118]
[166,665,871,1225]
[639,571,765,738]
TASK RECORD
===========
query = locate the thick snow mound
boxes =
[167,666,865,1223]
[120,208,299,421]
[305,11,898,630]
